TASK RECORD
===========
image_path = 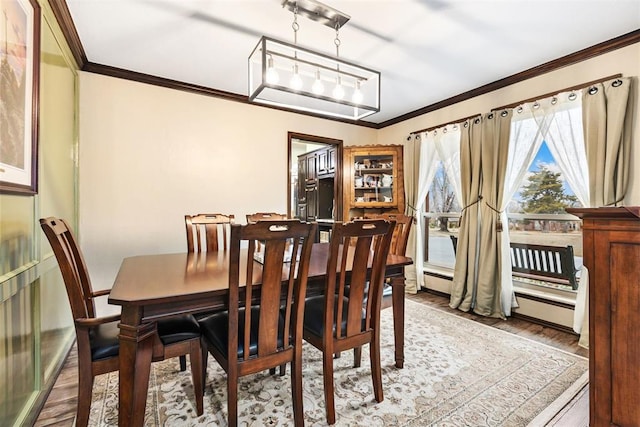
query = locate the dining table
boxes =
[108,242,413,426]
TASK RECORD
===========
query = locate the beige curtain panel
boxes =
[404,134,421,293]
[582,77,633,206]
[474,111,512,319]
[450,118,483,312]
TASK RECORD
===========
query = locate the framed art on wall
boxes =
[0,0,40,195]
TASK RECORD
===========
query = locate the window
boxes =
[425,161,460,268]
[506,141,582,291]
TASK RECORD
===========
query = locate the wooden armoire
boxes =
[566,207,640,427]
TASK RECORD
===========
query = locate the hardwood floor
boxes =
[34,290,589,426]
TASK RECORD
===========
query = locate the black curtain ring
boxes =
[588,87,598,95]
[488,113,494,119]
[612,79,623,87]
[500,110,508,117]
[443,127,448,133]
[474,118,481,124]
[464,121,469,128]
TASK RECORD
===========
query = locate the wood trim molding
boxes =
[48,5,639,129]
[49,0,87,67]
[82,62,379,129]
[511,312,577,335]
[378,29,640,129]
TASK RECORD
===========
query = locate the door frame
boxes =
[287,132,343,221]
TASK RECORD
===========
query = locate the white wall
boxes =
[379,43,640,204]
[78,73,376,308]
[79,43,640,314]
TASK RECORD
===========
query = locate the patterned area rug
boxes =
[89,300,588,426]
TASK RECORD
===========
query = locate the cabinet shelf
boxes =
[354,186,393,190]
[343,144,404,220]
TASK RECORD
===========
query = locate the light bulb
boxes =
[312,69,324,95]
[352,80,363,104]
[290,64,303,90]
[265,57,279,84]
[332,76,344,100]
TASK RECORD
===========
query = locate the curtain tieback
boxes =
[484,201,504,232]
[458,196,483,223]
[460,195,483,213]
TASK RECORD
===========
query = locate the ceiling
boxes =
[63,0,640,125]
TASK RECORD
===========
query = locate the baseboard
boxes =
[421,272,577,334]
[511,311,577,335]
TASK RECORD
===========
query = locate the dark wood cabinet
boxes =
[305,153,317,184]
[318,146,336,177]
[306,184,318,221]
[296,145,339,228]
[297,157,307,204]
[566,206,640,427]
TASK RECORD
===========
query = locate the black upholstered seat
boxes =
[199,307,285,357]
[89,322,120,360]
[303,295,365,337]
[89,315,200,360]
[157,315,201,345]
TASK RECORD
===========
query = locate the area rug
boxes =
[89,300,588,426]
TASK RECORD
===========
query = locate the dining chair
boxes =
[364,213,413,257]
[40,217,204,427]
[245,212,287,223]
[303,219,395,425]
[185,213,235,252]
[364,212,413,303]
[198,220,316,427]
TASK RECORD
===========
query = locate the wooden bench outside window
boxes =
[450,236,579,290]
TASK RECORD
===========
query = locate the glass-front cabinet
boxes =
[343,145,404,220]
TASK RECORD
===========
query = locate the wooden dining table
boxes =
[108,242,413,426]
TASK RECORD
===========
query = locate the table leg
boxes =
[118,308,156,427]
[390,275,405,369]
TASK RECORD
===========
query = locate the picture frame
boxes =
[0,0,40,195]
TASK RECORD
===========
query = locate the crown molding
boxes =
[48,4,639,129]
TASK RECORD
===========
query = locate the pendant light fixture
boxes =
[248,0,380,120]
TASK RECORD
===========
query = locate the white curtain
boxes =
[498,107,548,315]
[435,127,463,208]
[409,125,463,291]
[414,131,439,290]
[531,92,589,207]
[530,93,590,339]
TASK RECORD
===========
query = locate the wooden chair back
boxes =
[245,212,287,223]
[185,213,235,252]
[40,217,204,426]
[233,220,314,363]
[302,218,394,424]
[40,217,97,321]
[200,219,316,426]
[364,212,413,256]
[327,219,395,346]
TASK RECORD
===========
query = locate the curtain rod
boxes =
[409,73,622,136]
[410,113,481,136]
[492,73,622,111]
